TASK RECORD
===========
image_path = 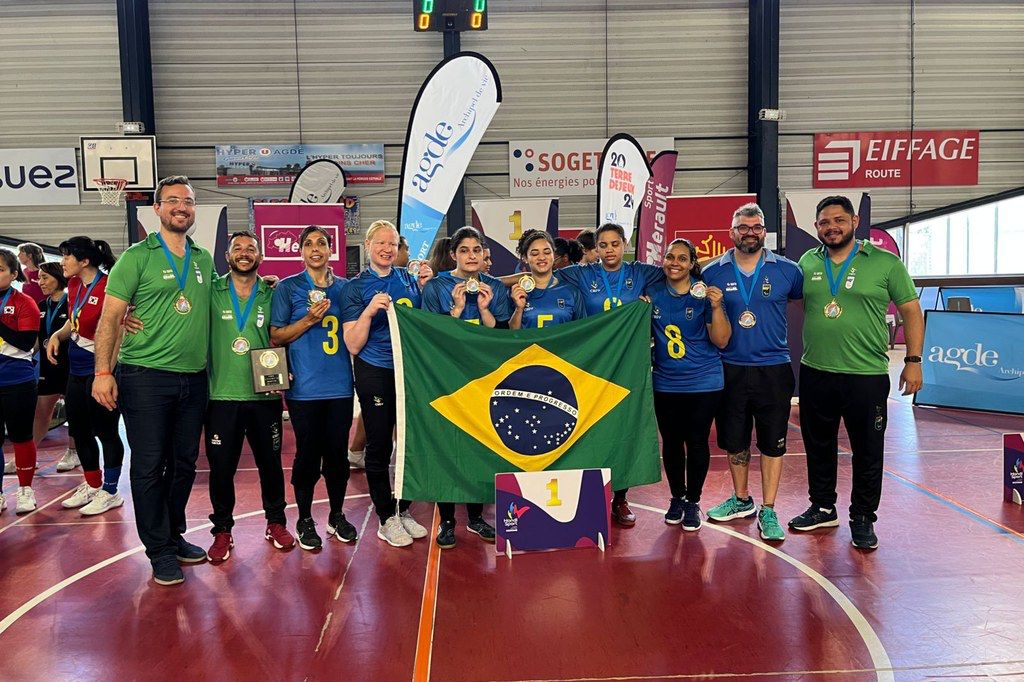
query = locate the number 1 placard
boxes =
[495,468,611,557]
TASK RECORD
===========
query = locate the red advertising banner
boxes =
[813,130,979,188]
[636,150,678,265]
[664,194,756,264]
[252,203,345,280]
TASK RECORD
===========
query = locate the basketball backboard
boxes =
[80,135,158,192]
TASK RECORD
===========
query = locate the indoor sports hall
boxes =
[1,2,1022,681]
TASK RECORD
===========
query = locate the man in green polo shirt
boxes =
[788,195,924,550]
[205,230,295,561]
[93,175,214,585]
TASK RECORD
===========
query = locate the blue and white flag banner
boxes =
[595,133,653,244]
[915,310,1024,415]
[398,52,502,261]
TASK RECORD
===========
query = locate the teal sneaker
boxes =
[757,507,785,541]
[706,494,756,522]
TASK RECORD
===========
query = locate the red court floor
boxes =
[2,363,1024,681]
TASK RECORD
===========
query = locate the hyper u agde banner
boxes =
[813,130,979,188]
[398,52,502,261]
[595,133,653,244]
[636,150,678,264]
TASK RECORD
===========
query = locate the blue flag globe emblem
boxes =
[490,366,579,457]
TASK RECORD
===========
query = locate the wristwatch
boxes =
[904,356,922,363]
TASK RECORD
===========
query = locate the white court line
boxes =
[630,503,895,682]
[0,487,76,535]
[0,494,371,637]
[314,503,374,654]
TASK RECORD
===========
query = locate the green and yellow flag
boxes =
[390,301,661,502]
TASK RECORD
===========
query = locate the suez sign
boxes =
[813,130,979,188]
[509,137,674,197]
[0,148,80,206]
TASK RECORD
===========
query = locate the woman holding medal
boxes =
[647,239,730,531]
[270,225,358,551]
[421,226,511,549]
[48,237,126,515]
[509,230,587,330]
[555,222,666,527]
[0,248,41,515]
[341,220,433,549]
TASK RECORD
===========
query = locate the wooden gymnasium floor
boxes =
[2,355,1023,681]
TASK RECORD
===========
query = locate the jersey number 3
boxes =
[322,315,340,355]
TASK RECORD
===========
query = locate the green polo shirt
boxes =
[106,232,215,373]
[209,274,275,401]
[799,240,917,375]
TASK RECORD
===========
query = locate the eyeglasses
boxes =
[159,197,196,207]
[733,224,766,235]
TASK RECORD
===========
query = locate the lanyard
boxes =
[824,242,859,297]
[304,269,332,293]
[155,233,192,292]
[71,271,102,327]
[228,277,258,334]
[597,264,626,307]
[731,252,765,309]
[45,294,67,335]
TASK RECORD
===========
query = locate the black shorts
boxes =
[0,380,38,444]
[715,362,795,457]
[37,357,69,396]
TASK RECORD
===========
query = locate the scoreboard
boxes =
[413,0,488,32]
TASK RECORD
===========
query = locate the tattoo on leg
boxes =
[729,449,751,466]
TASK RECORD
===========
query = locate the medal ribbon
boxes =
[45,293,67,335]
[731,252,765,310]
[304,269,332,297]
[824,242,859,298]
[71,271,102,329]
[597,264,626,307]
[155,233,193,294]
[228,277,258,335]
[0,288,13,312]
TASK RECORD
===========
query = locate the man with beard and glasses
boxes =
[203,231,293,561]
[93,175,214,586]
[788,196,923,551]
[700,203,803,542]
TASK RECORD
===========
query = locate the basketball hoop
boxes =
[94,178,128,206]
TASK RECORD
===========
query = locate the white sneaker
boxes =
[0,493,6,515]
[3,459,13,475]
[282,410,290,421]
[377,515,413,547]
[399,510,428,539]
[15,487,37,514]
[348,449,365,469]
[62,482,99,509]
[56,449,81,472]
[80,489,124,516]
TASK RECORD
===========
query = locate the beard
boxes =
[821,229,855,249]
[229,258,259,275]
[735,236,764,254]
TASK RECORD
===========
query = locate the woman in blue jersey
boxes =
[648,239,730,531]
[270,225,358,551]
[421,226,510,549]
[342,220,433,549]
[509,230,586,330]
[556,222,666,526]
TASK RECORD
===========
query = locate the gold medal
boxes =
[689,281,708,299]
[824,300,843,319]
[231,336,250,355]
[738,310,756,328]
[466,278,480,294]
[174,293,192,315]
[307,288,326,306]
[259,350,280,369]
[518,275,536,293]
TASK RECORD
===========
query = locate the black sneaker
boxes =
[664,497,685,525]
[788,505,840,531]
[436,520,456,549]
[175,537,208,563]
[467,517,495,543]
[327,511,358,543]
[152,557,184,586]
[296,517,322,551]
[850,515,878,549]
[681,501,702,532]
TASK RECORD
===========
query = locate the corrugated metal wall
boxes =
[1,1,1021,250]
[780,0,1024,223]
[0,1,124,248]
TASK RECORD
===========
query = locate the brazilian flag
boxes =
[390,301,661,503]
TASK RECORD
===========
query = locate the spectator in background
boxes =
[428,237,456,275]
[395,235,410,268]
[17,243,46,304]
[576,230,600,264]
[553,238,571,270]
[567,239,584,265]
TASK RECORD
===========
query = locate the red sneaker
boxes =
[611,498,636,527]
[265,523,296,549]
[208,532,233,562]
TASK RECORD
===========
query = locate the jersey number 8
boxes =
[665,324,686,359]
